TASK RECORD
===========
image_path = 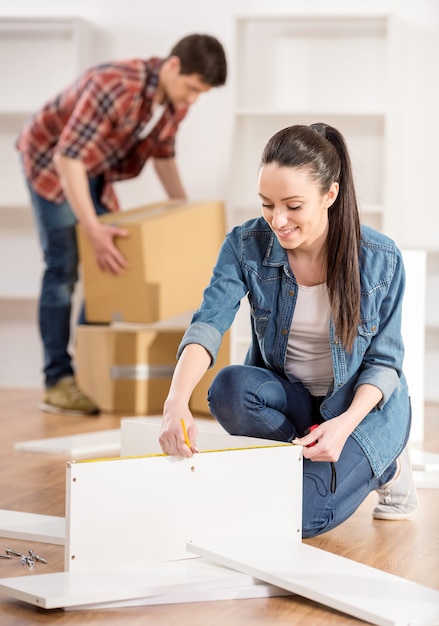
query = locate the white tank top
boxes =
[285,283,333,396]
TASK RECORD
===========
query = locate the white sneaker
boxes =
[373,447,418,520]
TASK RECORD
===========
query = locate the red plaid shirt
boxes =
[16,58,188,212]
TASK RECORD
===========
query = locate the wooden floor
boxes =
[0,388,438,625]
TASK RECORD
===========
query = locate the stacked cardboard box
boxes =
[75,319,230,416]
[76,200,225,323]
[75,200,229,415]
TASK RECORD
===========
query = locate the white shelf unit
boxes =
[227,14,435,415]
[0,17,93,386]
[425,251,439,403]
[0,17,93,115]
[229,14,397,366]
[229,15,398,231]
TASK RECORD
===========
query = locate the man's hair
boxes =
[169,34,227,87]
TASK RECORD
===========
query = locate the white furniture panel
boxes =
[120,415,283,456]
[1,426,437,617]
[0,559,288,610]
[189,533,439,626]
[425,252,439,403]
[14,429,121,458]
[0,509,64,544]
[401,250,426,443]
[65,443,302,572]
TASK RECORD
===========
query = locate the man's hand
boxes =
[85,222,130,274]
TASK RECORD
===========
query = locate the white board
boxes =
[413,470,439,489]
[401,249,426,444]
[410,449,439,472]
[14,429,121,457]
[120,416,285,456]
[65,444,303,572]
[411,449,439,489]
[67,580,290,610]
[0,558,289,610]
[0,509,64,544]
[188,533,439,626]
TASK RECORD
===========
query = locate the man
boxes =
[17,33,227,417]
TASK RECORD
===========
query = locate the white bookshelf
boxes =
[228,13,436,414]
[0,17,93,386]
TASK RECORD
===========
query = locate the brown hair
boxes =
[169,34,227,87]
[260,123,361,351]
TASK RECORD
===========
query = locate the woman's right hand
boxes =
[159,402,198,458]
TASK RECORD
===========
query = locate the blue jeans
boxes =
[208,365,396,538]
[26,176,109,387]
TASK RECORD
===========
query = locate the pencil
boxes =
[180,419,191,448]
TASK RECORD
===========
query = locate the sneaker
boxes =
[372,447,418,520]
[39,376,100,416]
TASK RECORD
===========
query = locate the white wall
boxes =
[2,0,438,210]
[0,0,438,391]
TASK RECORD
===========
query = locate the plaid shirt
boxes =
[16,58,189,212]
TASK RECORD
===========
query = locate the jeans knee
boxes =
[208,366,240,417]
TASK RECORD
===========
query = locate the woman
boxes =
[159,123,417,538]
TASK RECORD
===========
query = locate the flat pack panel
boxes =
[410,449,439,472]
[413,471,439,489]
[0,509,64,544]
[120,417,286,456]
[188,534,439,626]
[14,429,121,458]
[65,446,302,572]
[401,249,426,443]
[67,581,291,610]
[0,558,289,610]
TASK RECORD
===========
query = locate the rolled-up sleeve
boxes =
[177,321,223,367]
[355,364,400,408]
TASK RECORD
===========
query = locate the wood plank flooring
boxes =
[0,388,438,625]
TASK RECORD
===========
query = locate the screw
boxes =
[29,549,47,564]
[5,548,22,557]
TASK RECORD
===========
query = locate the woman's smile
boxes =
[275,225,299,240]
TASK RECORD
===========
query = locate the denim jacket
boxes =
[179,218,411,477]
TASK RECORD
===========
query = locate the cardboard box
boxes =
[75,316,230,415]
[76,200,226,323]
[75,323,183,414]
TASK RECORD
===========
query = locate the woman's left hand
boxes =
[292,416,352,462]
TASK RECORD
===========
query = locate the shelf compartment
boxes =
[0,117,31,209]
[235,15,390,112]
[0,230,43,299]
[0,17,92,113]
